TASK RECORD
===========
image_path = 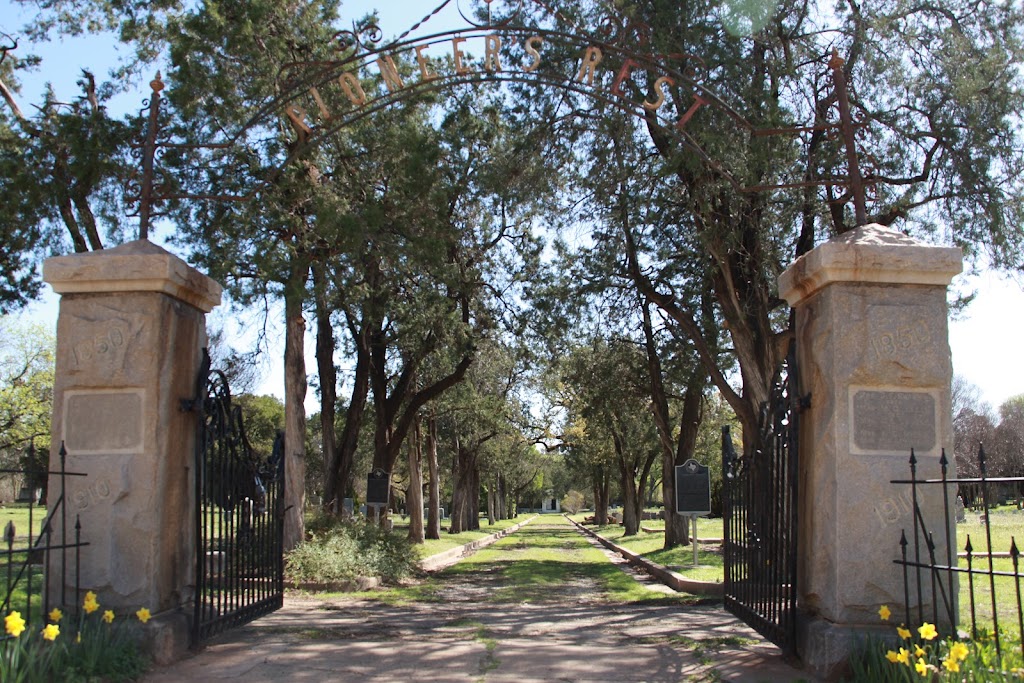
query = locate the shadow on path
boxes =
[144,518,814,682]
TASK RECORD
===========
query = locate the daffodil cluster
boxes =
[877,605,974,678]
[2,592,153,680]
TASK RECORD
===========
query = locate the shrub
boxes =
[287,515,418,585]
[561,490,586,515]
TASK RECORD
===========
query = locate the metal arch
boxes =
[262,70,741,187]
[260,24,747,134]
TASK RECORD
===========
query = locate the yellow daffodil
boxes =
[41,624,59,641]
[48,608,62,623]
[878,605,891,621]
[885,650,899,663]
[76,632,81,643]
[914,644,926,658]
[943,657,960,673]
[897,625,912,640]
[83,591,99,614]
[102,610,115,624]
[949,641,969,662]
[915,658,929,676]
[136,607,152,624]
[918,622,938,641]
[896,647,911,665]
[5,611,25,637]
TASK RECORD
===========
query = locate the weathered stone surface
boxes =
[44,247,218,627]
[779,224,962,307]
[43,239,222,312]
[779,228,962,675]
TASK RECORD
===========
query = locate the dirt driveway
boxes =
[143,518,813,683]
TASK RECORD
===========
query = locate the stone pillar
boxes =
[43,241,221,626]
[778,225,962,680]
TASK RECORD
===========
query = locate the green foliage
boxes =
[287,515,418,585]
[560,489,586,514]
[846,615,1024,682]
[1,600,151,683]
[0,318,54,456]
[234,394,284,459]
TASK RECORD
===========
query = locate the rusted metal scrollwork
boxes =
[333,20,384,54]
[456,0,526,29]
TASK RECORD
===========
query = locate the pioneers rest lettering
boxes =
[284,30,708,143]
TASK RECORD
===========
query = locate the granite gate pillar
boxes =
[778,224,962,679]
[43,240,221,660]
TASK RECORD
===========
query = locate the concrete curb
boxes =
[567,516,724,596]
[418,515,539,572]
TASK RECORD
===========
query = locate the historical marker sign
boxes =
[675,459,711,516]
[366,468,390,505]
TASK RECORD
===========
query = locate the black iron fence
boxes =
[0,442,88,638]
[188,352,285,645]
[722,347,802,659]
[892,445,1023,666]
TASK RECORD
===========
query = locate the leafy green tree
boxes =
[0,40,135,311]
[557,337,660,535]
[0,317,55,453]
[234,394,285,458]
[539,0,1024,465]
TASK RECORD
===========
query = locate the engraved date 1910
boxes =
[870,320,931,360]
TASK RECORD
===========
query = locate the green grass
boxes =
[573,514,726,583]
[953,508,1023,641]
[0,504,46,540]
[391,515,527,559]
[440,516,701,605]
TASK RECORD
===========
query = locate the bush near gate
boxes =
[286,515,419,586]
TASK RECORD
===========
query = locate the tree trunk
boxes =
[313,264,339,513]
[425,411,441,539]
[486,481,495,525]
[283,262,309,551]
[620,470,641,537]
[496,474,507,521]
[449,438,467,534]
[593,466,609,525]
[407,413,424,544]
[324,313,370,513]
[468,465,481,530]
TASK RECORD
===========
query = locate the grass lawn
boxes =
[0,503,47,540]
[390,515,530,559]
[0,504,50,626]
[952,507,1023,640]
[571,512,726,583]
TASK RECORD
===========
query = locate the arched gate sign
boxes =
[165,0,868,656]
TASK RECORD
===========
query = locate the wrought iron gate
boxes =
[722,344,803,659]
[188,351,285,644]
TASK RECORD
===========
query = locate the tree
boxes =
[951,375,995,478]
[163,0,353,550]
[0,317,54,498]
[561,489,585,514]
[535,0,1024,465]
[0,38,136,311]
[0,317,55,453]
[557,336,660,535]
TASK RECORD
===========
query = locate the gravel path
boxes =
[143,518,813,682]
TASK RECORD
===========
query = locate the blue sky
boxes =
[3,0,1023,413]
